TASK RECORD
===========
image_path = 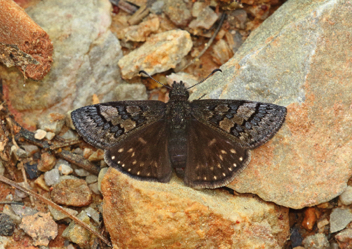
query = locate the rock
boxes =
[166,72,198,89]
[302,207,316,231]
[335,229,352,249]
[123,16,159,42]
[21,145,40,156]
[0,213,15,236]
[114,83,148,101]
[65,110,75,130]
[55,159,73,175]
[83,148,93,159]
[84,207,100,224]
[14,182,31,199]
[101,168,289,248]
[0,161,5,176]
[89,183,100,195]
[2,205,21,224]
[34,174,50,191]
[34,129,47,140]
[19,212,58,246]
[0,0,123,130]
[162,0,191,27]
[45,131,55,140]
[150,0,164,14]
[118,30,192,79]
[189,6,218,30]
[48,205,78,221]
[290,225,303,248]
[211,39,234,65]
[340,186,352,205]
[38,113,65,134]
[51,179,92,207]
[44,168,60,186]
[85,175,98,184]
[37,152,56,172]
[11,204,37,218]
[317,218,329,233]
[12,146,27,160]
[74,168,90,177]
[98,167,108,192]
[62,211,95,248]
[189,0,352,209]
[87,149,104,162]
[0,236,10,249]
[61,130,78,140]
[227,9,248,29]
[330,208,352,233]
[302,233,330,249]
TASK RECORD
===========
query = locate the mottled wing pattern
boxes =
[191,100,287,149]
[184,118,251,189]
[104,120,172,183]
[71,101,166,149]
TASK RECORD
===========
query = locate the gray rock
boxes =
[44,168,60,186]
[163,0,191,27]
[330,208,352,233]
[61,130,78,140]
[21,145,40,156]
[48,205,78,221]
[335,228,352,248]
[84,207,100,223]
[0,213,15,236]
[2,205,21,224]
[74,168,90,177]
[11,204,37,218]
[114,83,148,101]
[86,175,98,184]
[339,186,352,206]
[55,159,73,175]
[188,6,218,30]
[89,182,100,195]
[188,0,352,209]
[302,233,330,249]
[38,115,65,134]
[150,0,164,14]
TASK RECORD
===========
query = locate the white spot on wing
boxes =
[111,156,115,160]
[208,138,216,147]
[128,148,133,153]
[230,149,236,154]
[118,148,124,153]
[233,163,237,167]
[239,157,243,161]
[138,137,147,144]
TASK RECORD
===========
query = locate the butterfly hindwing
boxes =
[184,118,251,189]
[104,120,172,183]
[191,99,286,149]
[71,101,166,149]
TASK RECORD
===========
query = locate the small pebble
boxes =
[2,205,21,224]
[0,213,15,236]
[75,168,90,177]
[51,179,92,207]
[302,207,316,231]
[340,186,352,206]
[73,147,83,155]
[85,207,100,224]
[98,167,109,192]
[14,182,31,199]
[65,110,75,130]
[38,152,56,172]
[21,145,40,156]
[61,130,78,140]
[45,132,55,140]
[330,208,352,233]
[19,212,58,246]
[34,174,50,191]
[89,182,100,195]
[83,148,93,159]
[317,218,329,232]
[302,233,330,249]
[55,159,73,175]
[62,211,93,247]
[34,129,47,140]
[11,204,37,218]
[38,113,65,134]
[88,149,104,162]
[86,175,98,184]
[44,168,60,186]
[13,146,28,159]
[24,162,38,179]
[335,228,352,248]
[48,205,78,221]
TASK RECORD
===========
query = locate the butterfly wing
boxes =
[184,118,251,189]
[104,120,172,183]
[71,101,166,149]
[191,99,286,149]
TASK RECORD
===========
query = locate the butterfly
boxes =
[71,70,286,189]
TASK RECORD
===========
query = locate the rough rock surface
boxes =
[0,0,124,129]
[190,0,352,209]
[102,168,289,249]
[118,30,193,79]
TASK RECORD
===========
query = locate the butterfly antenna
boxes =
[139,70,172,89]
[187,69,222,89]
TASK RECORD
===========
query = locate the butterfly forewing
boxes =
[191,100,286,149]
[105,120,172,182]
[184,119,251,189]
[71,101,166,149]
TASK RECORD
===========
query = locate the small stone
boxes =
[166,72,198,89]
[38,113,66,134]
[330,208,352,233]
[83,148,93,159]
[0,161,5,176]
[34,174,50,191]
[11,204,37,218]
[51,179,92,207]
[227,9,247,29]
[123,16,159,42]
[45,132,55,141]
[65,110,75,130]
[38,152,56,172]
[62,211,94,247]
[88,149,104,162]
[98,167,109,193]
[61,130,79,140]
[0,213,15,236]
[14,182,31,199]
[2,205,21,224]
[74,168,90,177]
[34,129,47,140]
[118,30,192,79]
[189,6,218,30]
[86,175,98,184]
[20,212,58,246]
[150,0,164,14]
[335,228,352,249]
[21,145,40,156]
[317,202,334,209]
[44,169,60,186]
[85,207,100,224]
[302,233,330,249]
[73,147,83,155]
[211,39,234,65]
[114,83,148,101]
[163,0,191,27]
[55,159,73,175]
[317,218,329,233]
[0,236,10,248]
[89,182,100,195]
[340,186,352,206]
[59,175,79,181]
[191,2,208,17]
[302,207,316,231]
[48,205,78,221]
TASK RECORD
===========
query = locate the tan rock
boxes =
[37,152,56,172]
[102,168,289,248]
[123,16,159,42]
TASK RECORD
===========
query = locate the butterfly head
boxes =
[169,81,189,100]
